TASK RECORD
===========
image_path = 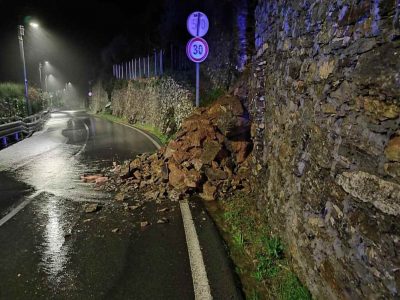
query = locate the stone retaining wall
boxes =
[249,0,400,298]
[91,77,194,135]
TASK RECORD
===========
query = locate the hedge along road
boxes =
[0,110,242,299]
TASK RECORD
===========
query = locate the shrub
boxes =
[0,82,45,117]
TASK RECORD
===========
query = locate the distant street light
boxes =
[29,22,39,28]
[39,62,43,90]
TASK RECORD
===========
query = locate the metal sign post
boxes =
[187,12,209,107]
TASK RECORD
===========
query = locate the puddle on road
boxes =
[13,144,111,286]
[32,194,78,285]
[0,113,155,290]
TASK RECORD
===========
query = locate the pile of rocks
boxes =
[105,95,253,202]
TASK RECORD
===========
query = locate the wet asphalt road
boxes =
[0,111,242,299]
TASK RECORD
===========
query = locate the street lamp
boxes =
[45,74,51,93]
[39,62,42,90]
[17,25,31,115]
[39,61,49,91]
[18,22,39,115]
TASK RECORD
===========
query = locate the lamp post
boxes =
[40,61,50,91]
[39,62,43,90]
[17,25,31,115]
[44,74,48,93]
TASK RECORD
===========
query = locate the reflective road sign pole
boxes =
[196,62,200,107]
[195,13,201,107]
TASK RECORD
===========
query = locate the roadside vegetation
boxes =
[0,82,48,119]
[206,191,311,300]
[96,112,171,145]
[201,87,225,107]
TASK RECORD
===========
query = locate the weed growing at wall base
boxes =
[206,192,311,299]
[96,112,171,145]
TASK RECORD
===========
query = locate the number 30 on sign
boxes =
[186,37,209,63]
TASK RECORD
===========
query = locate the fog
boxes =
[0,20,92,104]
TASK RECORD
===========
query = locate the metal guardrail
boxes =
[0,111,50,141]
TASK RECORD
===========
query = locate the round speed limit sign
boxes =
[186,37,209,63]
[187,11,209,37]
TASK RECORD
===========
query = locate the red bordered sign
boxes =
[186,37,209,63]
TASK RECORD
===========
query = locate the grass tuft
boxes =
[206,191,311,299]
[201,88,225,107]
[279,272,312,300]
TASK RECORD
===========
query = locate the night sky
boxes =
[0,0,165,93]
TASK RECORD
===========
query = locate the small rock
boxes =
[157,217,169,224]
[158,208,169,213]
[84,203,100,213]
[111,165,121,173]
[140,221,150,228]
[384,162,400,178]
[128,205,140,211]
[133,170,142,180]
[140,181,147,188]
[144,191,159,200]
[80,174,103,183]
[130,158,141,170]
[95,177,109,186]
[385,136,400,162]
[111,228,119,233]
[114,192,126,202]
[200,181,217,201]
[168,190,183,201]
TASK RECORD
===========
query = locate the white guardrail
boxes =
[0,111,49,142]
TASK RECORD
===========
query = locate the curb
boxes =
[93,115,162,150]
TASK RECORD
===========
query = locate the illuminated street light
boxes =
[18,21,40,115]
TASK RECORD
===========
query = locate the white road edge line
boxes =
[94,116,161,150]
[74,122,90,156]
[180,199,213,300]
[0,190,43,227]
